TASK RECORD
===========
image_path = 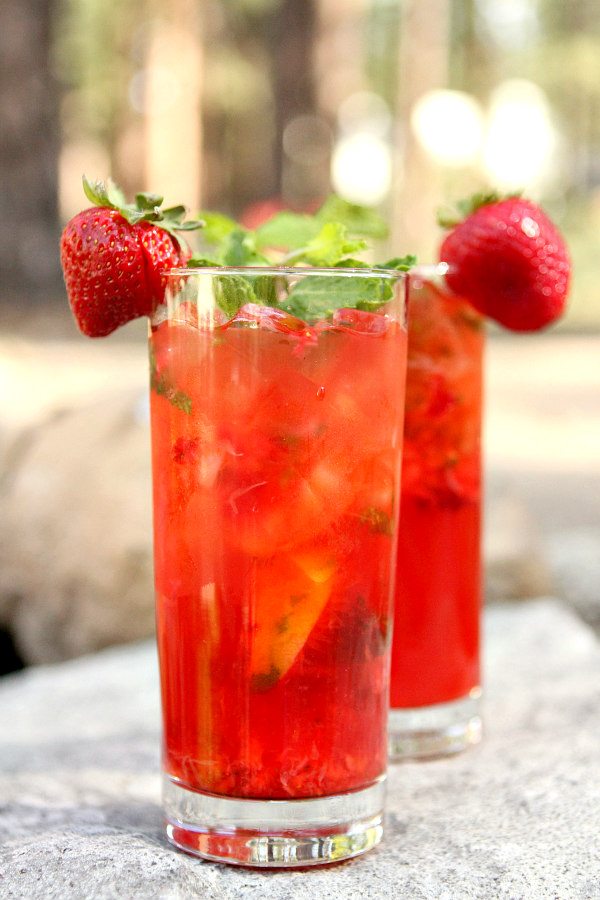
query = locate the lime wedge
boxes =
[250,553,335,689]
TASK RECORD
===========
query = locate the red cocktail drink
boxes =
[150,267,407,865]
[389,271,483,759]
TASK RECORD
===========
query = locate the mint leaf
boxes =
[252,274,279,306]
[220,229,267,266]
[317,196,389,239]
[149,349,192,415]
[335,257,370,268]
[214,274,257,318]
[282,271,393,321]
[198,211,240,246]
[360,506,394,536]
[187,255,220,268]
[178,196,417,321]
[379,254,417,272]
[254,212,321,251]
[187,254,279,316]
[285,222,367,266]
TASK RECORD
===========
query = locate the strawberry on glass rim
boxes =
[60,176,204,337]
[439,192,571,332]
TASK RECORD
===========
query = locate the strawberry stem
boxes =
[81,175,204,241]
[437,189,522,229]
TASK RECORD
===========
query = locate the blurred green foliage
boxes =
[53,0,139,140]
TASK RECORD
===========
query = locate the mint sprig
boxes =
[254,212,321,251]
[282,271,391,320]
[316,195,390,239]
[283,222,367,266]
[187,195,414,321]
[282,254,417,320]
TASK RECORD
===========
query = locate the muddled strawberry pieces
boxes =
[401,280,483,507]
[150,313,407,798]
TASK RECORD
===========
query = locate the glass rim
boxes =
[167,265,407,279]
[409,262,450,278]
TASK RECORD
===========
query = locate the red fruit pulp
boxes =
[390,277,483,709]
[150,297,407,799]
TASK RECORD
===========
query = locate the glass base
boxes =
[162,775,385,867]
[388,689,482,761]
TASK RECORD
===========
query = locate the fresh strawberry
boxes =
[439,193,571,332]
[60,177,203,337]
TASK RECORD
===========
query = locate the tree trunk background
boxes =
[268,0,318,201]
[0,0,62,305]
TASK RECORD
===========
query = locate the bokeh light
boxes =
[411,89,485,168]
[331,133,392,205]
[483,79,558,192]
[331,90,392,205]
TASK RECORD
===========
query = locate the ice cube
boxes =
[232,303,316,339]
[332,308,389,335]
[172,301,228,330]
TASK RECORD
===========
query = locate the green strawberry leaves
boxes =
[135,192,164,211]
[83,176,127,209]
[437,190,522,229]
[81,176,205,244]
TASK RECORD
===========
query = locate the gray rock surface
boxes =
[0,389,153,664]
[483,482,553,602]
[1,599,599,899]
[547,528,600,633]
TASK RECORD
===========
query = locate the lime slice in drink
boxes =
[250,552,335,690]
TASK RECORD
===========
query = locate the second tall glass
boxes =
[389,266,484,760]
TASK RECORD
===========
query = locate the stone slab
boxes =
[1,599,599,899]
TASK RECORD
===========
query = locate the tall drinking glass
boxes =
[149,267,408,866]
[389,266,484,760]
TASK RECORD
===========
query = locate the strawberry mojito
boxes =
[389,195,571,759]
[389,270,484,758]
[151,267,408,865]
[60,180,413,868]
